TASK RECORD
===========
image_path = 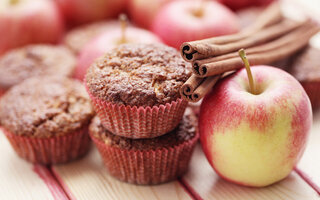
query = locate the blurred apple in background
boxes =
[0,0,64,55]
[151,0,239,49]
[63,20,130,54]
[56,0,127,25]
[75,19,162,80]
[236,7,263,29]
[128,0,173,29]
[200,66,312,187]
[218,0,274,11]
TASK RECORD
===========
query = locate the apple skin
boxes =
[151,0,239,49]
[199,66,312,187]
[218,0,274,11]
[63,20,126,54]
[74,27,162,80]
[0,0,64,55]
[128,0,173,29]
[56,0,127,25]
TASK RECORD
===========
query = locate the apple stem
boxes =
[239,49,256,94]
[119,14,128,44]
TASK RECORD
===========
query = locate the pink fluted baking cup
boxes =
[90,131,199,185]
[86,85,188,139]
[2,127,91,164]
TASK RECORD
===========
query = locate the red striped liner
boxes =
[90,130,199,185]
[2,127,91,164]
[85,84,188,139]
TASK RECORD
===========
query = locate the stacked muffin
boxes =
[85,43,199,184]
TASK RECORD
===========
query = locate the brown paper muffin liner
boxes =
[2,127,91,164]
[86,86,188,139]
[301,81,320,109]
[90,131,198,185]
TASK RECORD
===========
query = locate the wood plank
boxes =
[52,146,192,200]
[0,132,60,200]
[182,144,320,200]
[297,110,320,192]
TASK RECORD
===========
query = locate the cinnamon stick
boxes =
[242,1,283,34]
[193,20,315,70]
[193,25,320,77]
[181,1,283,61]
[180,74,204,95]
[194,19,303,62]
[191,75,220,102]
[181,75,220,102]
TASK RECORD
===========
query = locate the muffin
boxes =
[0,44,76,96]
[89,108,199,185]
[0,76,94,164]
[290,46,320,109]
[64,21,127,54]
[85,43,191,138]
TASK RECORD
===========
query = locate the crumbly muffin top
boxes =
[64,21,120,54]
[0,76,94,138]
[290,46,320,81]
[0,45,76,90]
[86,43,191,107]
[90,108,197,150]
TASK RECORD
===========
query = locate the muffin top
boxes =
[64,21,121,54]
[0,45,76,90]
[0,76,94,138]
[290,46,320,81]
[86,43,191,107]
[90,108,197,150]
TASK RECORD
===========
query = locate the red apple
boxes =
[151,0,239,49]
[236,6,263,29]
[0,0,64,55]
[75,27,162,80]
[218,0,274,11]
[200,66,312,187]
[56,0,127,25]
[128,0,173,29]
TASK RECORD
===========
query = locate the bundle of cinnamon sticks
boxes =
[180,2,320,103]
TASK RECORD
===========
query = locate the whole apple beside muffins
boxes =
[152,0,239,49]
[199,66,312,187]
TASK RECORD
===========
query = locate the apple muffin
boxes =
[290,46,320,109]
[85,43,191,138]
[0,44,76,96]
[0,76,94,164]
[89,108,198,185]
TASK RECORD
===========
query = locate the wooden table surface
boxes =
[1,110,320,200]
[0,0,319,200]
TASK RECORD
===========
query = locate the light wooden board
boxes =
[297,110,320,191]
[182,145,320,200]
[0,133,62,200]
[52,146,192,200]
